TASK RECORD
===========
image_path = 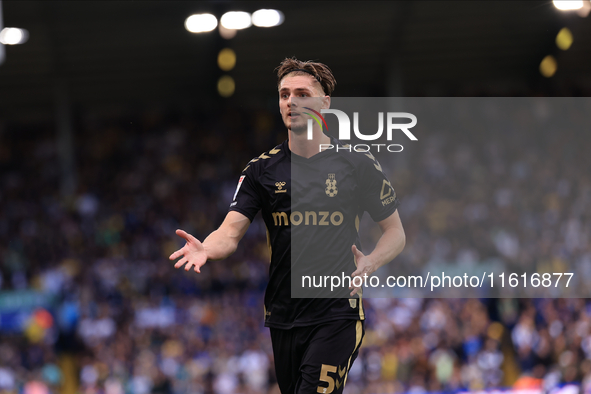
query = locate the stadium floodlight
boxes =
[218,48,236,71]
[552,0,584,10]
[217,75,235,97]
[556,27,573,50]
[540,55,557,77]
[219,25,237,39]
[220,11,252,30]
[0,27,28,45]
[185,13,218,33]
[252,9,284,27]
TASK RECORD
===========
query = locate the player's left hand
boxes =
[349,244,378,296]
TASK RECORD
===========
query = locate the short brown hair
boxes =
[275,57,336,96]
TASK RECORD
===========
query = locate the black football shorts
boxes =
[270,319,365,394]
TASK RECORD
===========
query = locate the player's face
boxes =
[279,75,328,134]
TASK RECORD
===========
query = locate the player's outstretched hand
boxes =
[169,229,207,273]
[350,244,376,296]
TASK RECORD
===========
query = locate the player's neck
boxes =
[288,129,331,159]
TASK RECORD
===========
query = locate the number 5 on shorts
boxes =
[317,364,337,393]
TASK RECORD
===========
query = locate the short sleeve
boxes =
[228,166,262,222]
[357,154,400,222]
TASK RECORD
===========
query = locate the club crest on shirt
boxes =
[349,299,357,308]
[325,173,338,197]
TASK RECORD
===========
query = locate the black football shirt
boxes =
[229,136,400,329]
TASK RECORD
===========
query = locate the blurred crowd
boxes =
[0,98,590,394]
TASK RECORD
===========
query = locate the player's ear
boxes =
[322,95,331,109]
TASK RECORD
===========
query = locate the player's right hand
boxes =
[169,229,207,273]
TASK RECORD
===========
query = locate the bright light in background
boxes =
[185,13,217,33]
[577,0,591,16]
[552,0,583,10]
[0,27,28,45]
[252,9,284,27]
[220,11,252,30]
[217,75,235,97]
[185,9,284,36]
[556,27,573,50]
[540,55,557,77]
[219,25,237,39]
[0,0,4,66]
[218,48,236,71]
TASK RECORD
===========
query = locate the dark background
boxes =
[1,2,590,394]
[2,1,591,123]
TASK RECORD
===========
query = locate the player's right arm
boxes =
[169,211,251,273]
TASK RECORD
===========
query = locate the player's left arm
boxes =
[350,210,405,295]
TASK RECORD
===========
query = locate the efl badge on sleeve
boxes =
[233,175,245,201]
